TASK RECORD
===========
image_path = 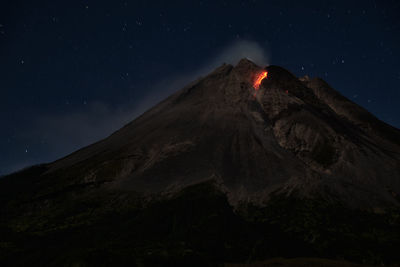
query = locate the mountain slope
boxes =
[1,59,399,266]
[5,58,399,208]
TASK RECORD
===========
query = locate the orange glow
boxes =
[253,71,268,90]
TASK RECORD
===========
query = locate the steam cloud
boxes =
[6,40,269,175]
[207,40,269,69]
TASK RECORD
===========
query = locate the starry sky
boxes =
[1,0,399,175]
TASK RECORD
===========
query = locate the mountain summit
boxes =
[12,58,399,208]
[1,59,400,266]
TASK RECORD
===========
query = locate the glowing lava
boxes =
[253,71,268,90]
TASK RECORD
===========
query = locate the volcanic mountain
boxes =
[1,59,400,266]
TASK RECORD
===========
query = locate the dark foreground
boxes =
[1,170,399,266]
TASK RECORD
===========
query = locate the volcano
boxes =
[1,59,400,266]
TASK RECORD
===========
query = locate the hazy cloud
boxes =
[6,40,269,174]
[208,39,269,69]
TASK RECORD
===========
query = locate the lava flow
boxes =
[253,71,268,90]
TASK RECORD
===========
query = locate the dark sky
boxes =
[1,0,399,175]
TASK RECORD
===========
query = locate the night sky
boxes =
[1,0,399,175]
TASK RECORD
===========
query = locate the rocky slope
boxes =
[5,58,399,209]
[1,59,399,266]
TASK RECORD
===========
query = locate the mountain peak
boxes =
[1,60,399,266]
[236,57,261,68]
[233,58,265,83]
[2,61,400,210]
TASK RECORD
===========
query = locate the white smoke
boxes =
[207,40,269,69]
[7,40,269,174]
